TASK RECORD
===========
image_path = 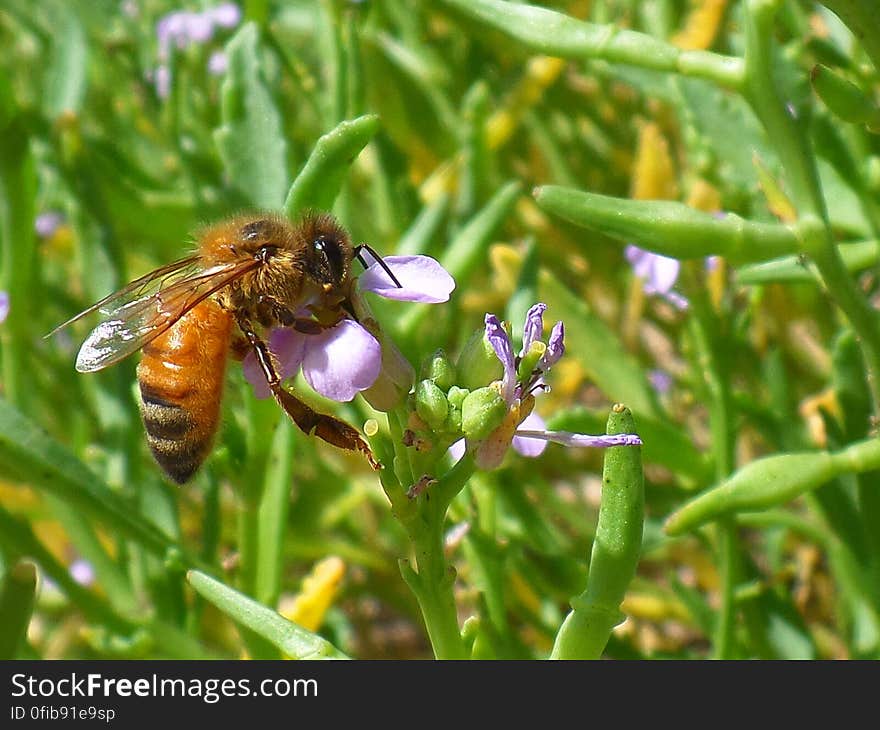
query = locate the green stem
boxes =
[686,270,738,658]
[743,0,880,411]
[392,449,476,659]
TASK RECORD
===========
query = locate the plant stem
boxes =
[743,0,880,411]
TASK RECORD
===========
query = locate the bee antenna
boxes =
[354,244,402,289]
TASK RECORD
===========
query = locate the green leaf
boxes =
[0,398,198,566]
[187,570,349,659]
[41,1,87,120]
[283,115,380,219]
[551,405,644,659]
[215,23,289,209]
[535,185,801,265]
[0,561,37,659]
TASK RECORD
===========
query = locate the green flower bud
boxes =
[447,386,469,409]
[461,386,508,440]
[457,329,503,390]
[414,379,449,431]
[420,349,456,391]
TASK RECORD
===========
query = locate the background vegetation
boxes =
[1,0,880,659]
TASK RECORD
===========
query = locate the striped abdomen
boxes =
[136,300,233,483]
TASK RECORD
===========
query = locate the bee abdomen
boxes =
[136,301,233,484]
[139,387,210,484]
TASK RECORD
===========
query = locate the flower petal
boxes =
[515,429,643,447]
[512,412,549,457]
[302,320,381,401]
[539,321,565,371]
[645,254,680,295]
[520,302,546,357]
[358,255,455,303]
[447,438,467,463]
[243,328,306,399]
[484,313,515,403]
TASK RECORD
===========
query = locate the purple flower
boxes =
[207,50,228,76]
[70,559,95,587]
[35,211,64,239]
[453,304,642,469]
[648,368,673,396]
[207,3,242,28]
[625,245,688,310]
[243,254,454,402]
[0,292,9,325]
[153,4,241,96]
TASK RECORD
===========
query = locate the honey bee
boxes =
[50,213,400,483]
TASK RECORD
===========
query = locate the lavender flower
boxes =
[452,304,642,469]
[243,255,455,402]
[153,3,241,98]
[625,244,689,310]
[35,211,65,239]
[207,50,228,76]
[0,292,9,325]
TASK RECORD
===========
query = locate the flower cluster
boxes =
[449,304,642,469]
[153,3,241,98]
[243,254,454,404]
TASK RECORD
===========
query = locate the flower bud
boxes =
[414,379,449,430]
[457,329,503,390]
[461,386,508,440]
[517,340,546,381]
[447,386,469,409]
[420,348,456,391]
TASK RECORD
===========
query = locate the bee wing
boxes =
[70,257,260,373]
[46,255,204,337]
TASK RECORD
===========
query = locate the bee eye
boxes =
[314,236,344,285]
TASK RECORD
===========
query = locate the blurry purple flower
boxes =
[625,244,689,310]
[243,255,454,402]
[154,4,241,96]
[452,304,642,469]
[35,211,64,239]
[648,368,673,396]
[0,292,9,325]
[207,50,228,75]
[153,65,171,99]
[70,559,95,587]
[208,2,242,28]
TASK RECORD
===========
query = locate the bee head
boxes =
[299,215,352,290]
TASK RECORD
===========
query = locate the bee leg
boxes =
[236,316,380,470]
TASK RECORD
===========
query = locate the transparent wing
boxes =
[64,257,259,373]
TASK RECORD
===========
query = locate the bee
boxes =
[50,213,401,483]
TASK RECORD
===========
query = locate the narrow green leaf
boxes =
[187,570,349,659]
[255,418,295,607]
[0,561,37,659]
[215,23,288,209]
[283,115,380,219]
[818,0,880,73]
[535,185,801,265]
[0,398,199,566]
[437,0,742,87]
[551,405,644,659]
[42,1,87,120]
